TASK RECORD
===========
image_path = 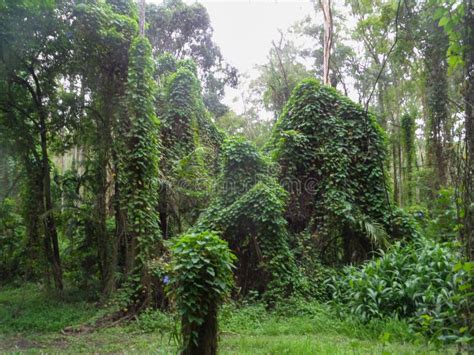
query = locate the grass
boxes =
[0,284,458,354]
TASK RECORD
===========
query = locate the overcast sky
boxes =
[204,0,316,114]
[148,0,316,115]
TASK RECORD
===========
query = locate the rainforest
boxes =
[0,0,473,353]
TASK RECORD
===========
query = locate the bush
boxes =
[0,197,27,282]
[167,231,235,354]
[327,238,472,345]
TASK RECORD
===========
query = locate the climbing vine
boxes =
[401,113,416,204]
[272,78,416,264]
[157,56,224,237]
[197,137,300,303]
[120,35,161,306]
[167,231,235,354]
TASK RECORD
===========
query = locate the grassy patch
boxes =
[0,285,457,354]
[0,284,97,333]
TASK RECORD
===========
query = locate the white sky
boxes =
[148,0,316,115]
[204,0,316,115]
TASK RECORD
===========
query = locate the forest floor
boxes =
[0,285,457,354]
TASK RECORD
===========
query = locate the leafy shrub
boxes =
[328,238,472,344]
[0,198,27,282]
[167,231,235,354]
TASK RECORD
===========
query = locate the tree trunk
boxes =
[424,19,449,193]
[392,141,399,204]
[23,162,44,281]
[96,81,116,296]
[139,0,146,37]
[464,0,474,261]
[39,114,63,290]
[319,0,333,85]
[182,304,218,355]
[398,134,403,207]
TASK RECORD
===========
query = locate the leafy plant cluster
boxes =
[328,238,473,344]
[166,231,235,354]
[196,137,301,303]
[272,78,417,264]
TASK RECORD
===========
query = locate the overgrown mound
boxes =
[196,137,299,303]
[156,55,224,236]
[272,78,415,264]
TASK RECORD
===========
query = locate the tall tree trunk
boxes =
[39,114,63,290]
[319,0,333,86]
[96,80,116,296]
[23,161,44,281]
[464,0,474,261]
[424,18,449,193]
[398,135,403,206]
[392,141,399,204]
[139,0,146,37]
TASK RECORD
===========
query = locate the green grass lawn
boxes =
[0,285,457,354]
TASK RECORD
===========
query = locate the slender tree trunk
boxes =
[424,19,449,193]
[23,162,43,281]
[139,0,146,37]
[392,142,399,204]
[96,80,116,296]
[398,136,403,206]
[464,0,474,261]
[39,114,63,290]
[319,0,333,85]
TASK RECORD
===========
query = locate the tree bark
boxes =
[139,0,146,37]
[39,113,63,290]
[319,0,333,86]
[464,0,474,261]
[424,19,449,192]
[182,304,218,355]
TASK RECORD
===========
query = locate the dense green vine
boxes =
[401,113,416,204]
[272,78,416,264]
[120,35,161,306]
[196,137,300,303]
[157,56,224,237]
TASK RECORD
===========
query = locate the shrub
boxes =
[167,231,235,355]
[327,238,472,344]
[0,197,27,282]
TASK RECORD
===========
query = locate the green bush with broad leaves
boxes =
[328,238,473,345]
[166,231,235,354]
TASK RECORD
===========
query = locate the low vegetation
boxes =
[0,285,458,354]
